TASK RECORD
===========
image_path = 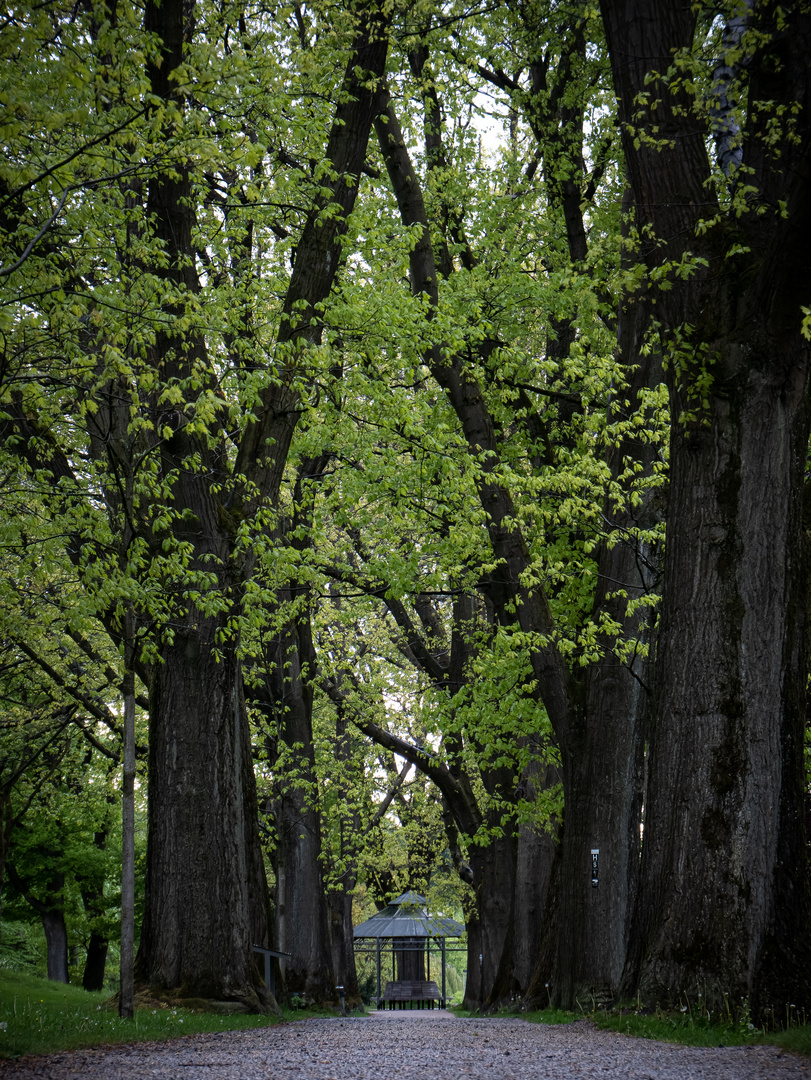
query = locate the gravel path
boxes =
[2,1012,808,1079]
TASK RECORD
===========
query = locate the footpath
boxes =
[1,1011,808,1079]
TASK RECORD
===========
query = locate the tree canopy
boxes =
[1,0,810,1020]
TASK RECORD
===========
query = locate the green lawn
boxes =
[0,970,322,1059]
[452,999,811,1057]
[522,1004,811,1056]
[3,972,810,1061]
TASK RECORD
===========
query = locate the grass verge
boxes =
[4,974,809,1060]
[0,971,336,1059]
[519,1004,811,1056]
[452,1000,810,1057]
[589,1006,811,1056]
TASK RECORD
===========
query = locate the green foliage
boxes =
[591,1006,763,1047]
[0,601,146,985]
[0,728,146,982]
[0,0,673,1002]
[0,922,44,976]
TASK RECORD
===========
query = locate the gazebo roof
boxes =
[353,890,465,939]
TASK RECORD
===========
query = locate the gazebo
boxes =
[353,890,465,1009]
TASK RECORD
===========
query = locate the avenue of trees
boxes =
[1,0,810,1022]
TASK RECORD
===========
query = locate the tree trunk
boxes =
[327,886,360,1004]
[120,606,136,1018]
[527,274,660,1009]
[80,826,111,993]
[83,932,109,992]
[463,820,517,1011]
[478,754,558,1010]
[0,791,11,949]
[42,905,69,984]
[130,0,272,1009]
[132,0,387,1008]
[534,665,645,1008]
[7,864,70,984]
[263,611,336,1005]
[325,705,362,1005]
[627,353,811,1012]
[136,631,272,1006]
[600,0,811,1014]
[477,830,518,1009]
[510,763,559,997]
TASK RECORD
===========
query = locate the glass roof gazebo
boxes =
[353,890,465,1009]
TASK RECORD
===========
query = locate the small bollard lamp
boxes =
[336,985,346,1013]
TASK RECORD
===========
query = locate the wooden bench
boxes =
[380,980,445,1010]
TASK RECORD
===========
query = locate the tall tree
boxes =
[250,459,337,1004]
[124,0,391,1006]
[369,8,664,1007]
[600,0,811,1013]
[1,0,390,1005]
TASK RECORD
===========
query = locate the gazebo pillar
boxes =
[376,937,381,1007]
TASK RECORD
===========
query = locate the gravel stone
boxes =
[2,1012,808,1079]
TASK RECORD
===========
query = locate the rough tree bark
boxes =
[261,604,336,1004]
[82,929,109,993]
[133,0,390,1005]
[527,253,661,1009]
[510,764,559,995]
[137,620,270,1003]
[42,906,70,984]
[130,0,271,1007]
[324,705,362,1005]
[600,0,811,1014]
